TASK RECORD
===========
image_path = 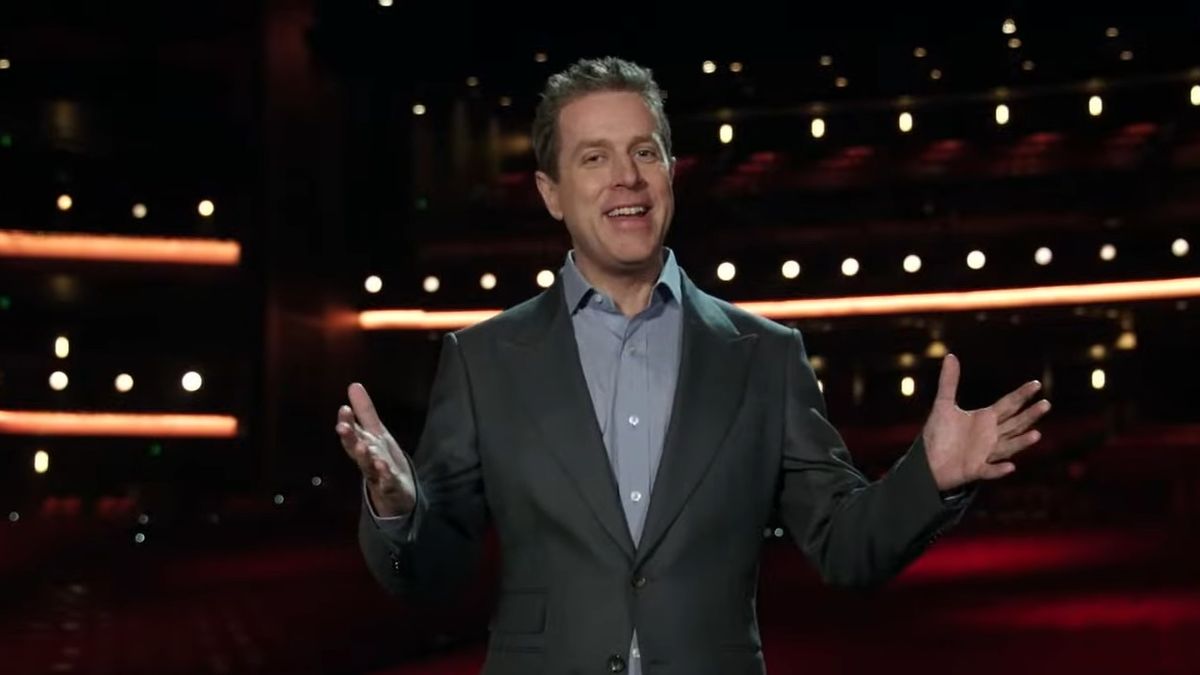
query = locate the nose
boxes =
[610,153,643,189]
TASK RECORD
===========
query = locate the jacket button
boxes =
[631,575,647,589]
[607,654,627,672]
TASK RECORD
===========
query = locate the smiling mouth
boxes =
[605,205,650,217]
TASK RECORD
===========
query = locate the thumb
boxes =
[936,353,960,403]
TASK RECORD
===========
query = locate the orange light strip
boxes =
[0,230,240,265]
[0,411,239,438]
[359,276,1200,330]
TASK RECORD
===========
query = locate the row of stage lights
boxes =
[366,239,1192,295]
[51,196,216,218]
[39,336,205,393]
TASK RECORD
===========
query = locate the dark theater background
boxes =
[2,1,1200,673]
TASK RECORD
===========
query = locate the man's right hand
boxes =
[336,382,416,518]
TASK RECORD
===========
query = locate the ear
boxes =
[667,155,676,182]
[535,170,564,221]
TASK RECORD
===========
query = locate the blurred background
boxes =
[2,1,1199,673]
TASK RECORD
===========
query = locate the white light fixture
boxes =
[1106,27,1119,38]
[930,69,943,81]
[198,199,215,217]
[466,76,479,87]
[819,55,833,67]
[1008,37,1022,49]
[34,450,50,475]
[49,371,68,391]
[115,373,134,393]
[1191,85,1200,107]
[913,47,927,58]
[900,376,916,397]
[834,76,848,88]
[1172,238,1190,257]
[1035,247,1053,266]
[1091,368,1107,390]
[967,250,987,270]
[1119,50,1133,62]
[1002,18,1017,34]
[1022,60,1036,72]
[536,270,555,288]
[412,103,427,116]
[499,96,512,107]
[995,103,1010,125]
[811,118,826,139]
[55,336,69,359]
[903,254,922,273]
[422,276,440,293]
[1100,244,1117,261]
[57,194,73,212]
[898,112,914,133]
[364,275,383,294]
[729,62,744,73]
[534,52,548,63]
[1089,95,1104,117]
[378,0,393,6]
[480,273,497,290]
[132,203,148,219]
[781,260,801,279]
[719,124,734,144]
[0,59,10,70]
[717,262,737,281]
[702,60,717,74]
[182,371,203,393]
[1116,331,1137,350]
[841,258,860,277]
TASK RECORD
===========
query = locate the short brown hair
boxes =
[532,56,672,180]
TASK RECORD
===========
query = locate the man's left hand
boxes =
[922,353,1051,492]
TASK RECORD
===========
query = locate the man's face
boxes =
[536,90,675,277]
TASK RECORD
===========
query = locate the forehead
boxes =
[557,90,659,145]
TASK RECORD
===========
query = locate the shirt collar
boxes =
[561,247,682,313]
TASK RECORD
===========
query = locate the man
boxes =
[336,56,1050,675]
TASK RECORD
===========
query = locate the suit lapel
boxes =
[636,274,759,567]
[500,280,638,562]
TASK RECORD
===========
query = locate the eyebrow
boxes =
[570,135,660,156]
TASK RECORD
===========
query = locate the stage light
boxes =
[1022,60,1036,71]
[926,340,948,358]
[7,512,17,522]
[132,203,147,219]
[809,356,826,371]
[913,47,927,58]
[57,194,73,212]
[1106,27,1119,38]
[719,124,733,144]
[995,103,1010,125]
[1116,331,1137,350]
[729,62,743,73]
[898,353,917,368]
[54,336,69,359]
[811,118,826,138]
[466,76,479,87]
[34,450,49,474]
[1035,247,1053,265]
[1173,238,1190,257]
[198,199,215,217]
[834,76,849,88]
[499,96,512,107]
[0,59,10,70]
[1090,344,1107,360]
[1191,85,1200,106]
[181,371,202,393]
[901,376,916,397]
[114,374,133,393]
[422,276,440,293]
[534,52,548,63]
[311,476,323,487]
[841,258,860,277]
[717,262,736,282]
[1091,368,1106,390]
[412,104,427,116]
[781,260,801,279]
[364,275,382,294]
[1002,18,1017,34]
[1089,95,1104,117]
[903,254,922,273]
[134,533,146,544]
[536,270,555,288]
[702,60,716,74]
[274,494,285,505]
[1100,244,1117,261]
[967,250,987,270]
[898,112,913,133]
[49,371,68,391]
[819,55,833,67]
[1008,37,1022,49]
[1120,50,1133,62]
[930,69,943,81]
[480,273,497,290]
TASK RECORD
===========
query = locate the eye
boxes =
[635,147,660,160]
[582,153,603,165]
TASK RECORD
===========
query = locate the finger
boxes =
[935,353,960,403]
[347,382,385,435]
[978,461,1016,481]
[992,380,1043,423]
[351,441,381,481]
[999,399,1051,439]
[990,429,1042,462]
[372,459,396,487]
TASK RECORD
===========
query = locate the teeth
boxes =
[607,206,648,217]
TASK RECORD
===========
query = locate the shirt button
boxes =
[630,491,643,502]
[628,415,639,426]
[632,575,647,588]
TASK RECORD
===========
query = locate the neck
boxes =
[574,253,664,318]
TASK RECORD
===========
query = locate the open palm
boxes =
[922,354,1051,492]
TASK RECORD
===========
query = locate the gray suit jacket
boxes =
[359,269,969,675]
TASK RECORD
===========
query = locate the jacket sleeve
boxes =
[358,331,489,601]
[776,328,973,588]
